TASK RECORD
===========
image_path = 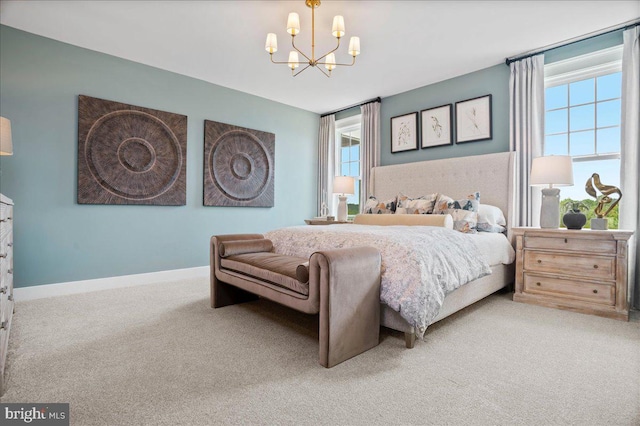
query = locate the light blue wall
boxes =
[380,64,510,166]
[545,30,623,64]
[0,26,318,287]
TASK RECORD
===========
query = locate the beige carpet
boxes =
[1,277,639,426]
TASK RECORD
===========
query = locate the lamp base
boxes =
[540,187,561,229]
[337,195,348,222]
[591,218,608,230]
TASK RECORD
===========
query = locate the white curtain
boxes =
[360,101,381,210]
[317,114,335,216]
[509,54,545,227]
[620,26,640,309]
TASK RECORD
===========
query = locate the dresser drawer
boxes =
[523,274,615,305]
[0,220,11,245]
[524,250,615,280]
[524,235,616,254]
[0,289,8,325]
[0,204,11,223]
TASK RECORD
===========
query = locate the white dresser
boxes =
[0,194,14,395]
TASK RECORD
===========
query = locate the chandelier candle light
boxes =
[265,0,360,77]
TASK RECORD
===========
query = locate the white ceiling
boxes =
[1,1,638,114]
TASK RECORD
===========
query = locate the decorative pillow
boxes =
[363,196,396,214]
[395,192,438,214]
[446,209,478,233]
[434,192,480,233]
[477,204,507,233]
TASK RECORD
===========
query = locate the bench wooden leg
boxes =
[405,331,416,349]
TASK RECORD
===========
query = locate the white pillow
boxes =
[477,204,506,233]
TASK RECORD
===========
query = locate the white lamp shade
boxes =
[265,33,278,53]
[288,51,299,69]
[287,12,300,35]
[324,53,336,71]
[0,117,13,156]
[530,155,574,187]
[348,36,360,56]
[333,176,354,195]
[332,15,345,38]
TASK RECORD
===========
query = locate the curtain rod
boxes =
[321,97,381,118]
[505,19,640,65]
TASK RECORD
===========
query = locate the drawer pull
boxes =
[0,253,6,258]
[0,321,6,330]
[537,260,542,264]
[7,269,12,274]
[8,295,13,301]
[593,289,598,294]
[0,287,6,294]
[564,238,568,243]
[536,282,541,286]
[593,265,598,269]
[7,242,12,247]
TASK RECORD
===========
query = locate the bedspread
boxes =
[265,225,492,337]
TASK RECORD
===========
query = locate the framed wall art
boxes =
[455,94,492,143]
[390,112,418,153]
[77,95,187,205]
[421,104,453,148]
[203,120,275,207]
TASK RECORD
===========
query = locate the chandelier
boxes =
[264,0,361,77]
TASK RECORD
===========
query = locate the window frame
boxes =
[544,45,622,163]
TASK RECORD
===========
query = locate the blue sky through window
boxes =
[544,70,621,202]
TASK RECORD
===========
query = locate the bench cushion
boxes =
[220,252,310,296]
[219,239,273,257]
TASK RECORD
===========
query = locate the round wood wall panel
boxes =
[209,130,271,201]
[84,110,182,200]
[203,120,275,207]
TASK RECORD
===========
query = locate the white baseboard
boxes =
[14,266,209,301]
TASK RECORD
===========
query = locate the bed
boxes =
[268,151,516,347]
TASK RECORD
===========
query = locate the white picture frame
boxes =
[421,104,453,148]
[455,94,492,143]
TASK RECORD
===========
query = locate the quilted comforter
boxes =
[265,224,492,337]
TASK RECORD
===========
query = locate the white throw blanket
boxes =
[265,225,492,337]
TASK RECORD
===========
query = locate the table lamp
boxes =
[333,176,355,222]
[530,155,573,228]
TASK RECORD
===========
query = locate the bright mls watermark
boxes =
[1,404,69,426]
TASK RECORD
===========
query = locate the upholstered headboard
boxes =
[370,151,516,233]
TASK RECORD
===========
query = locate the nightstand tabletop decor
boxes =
[512,227,634,321]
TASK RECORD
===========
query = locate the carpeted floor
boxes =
[1,277,639,425]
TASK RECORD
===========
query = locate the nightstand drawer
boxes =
[523,274,615,305]
[524,251,615,280]
[0,204,11,223]
[524,236,616,254]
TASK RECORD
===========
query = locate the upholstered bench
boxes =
[210,234,381,368]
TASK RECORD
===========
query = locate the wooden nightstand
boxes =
[512,227,633,321]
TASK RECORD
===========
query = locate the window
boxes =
[335,115,361,218]
[544,46,622,229]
